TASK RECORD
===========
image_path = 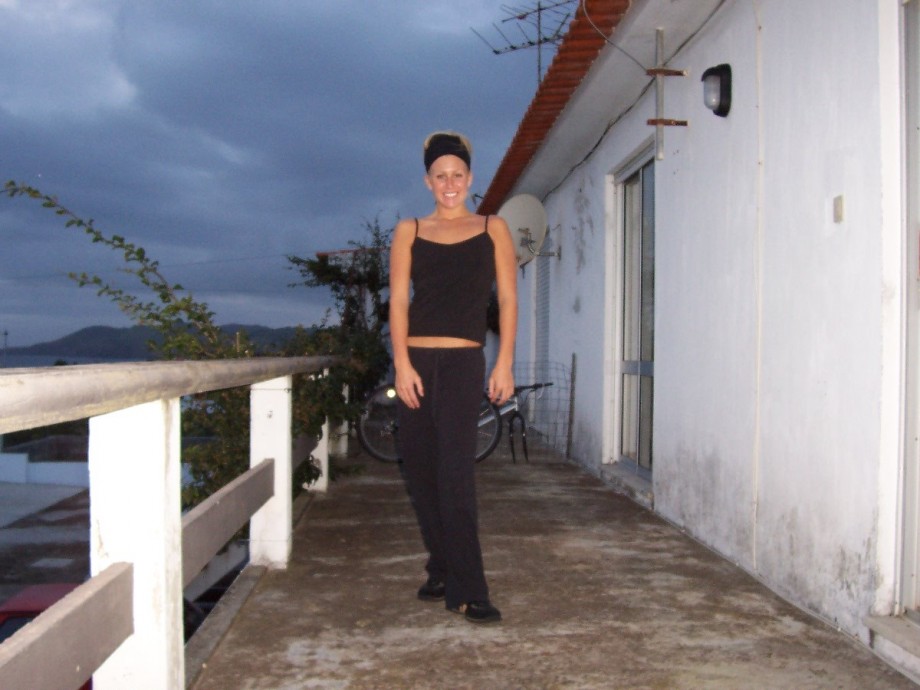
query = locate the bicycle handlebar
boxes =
[479,382,553,400]
[513,382,553,394]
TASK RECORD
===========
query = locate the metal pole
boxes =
[537,1,543,84]
[655,29,664,160]
[566,352,577,459]
[0,331,5,448]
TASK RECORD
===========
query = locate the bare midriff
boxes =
[407,336,481,348]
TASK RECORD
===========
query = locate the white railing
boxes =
[0,355,340,690]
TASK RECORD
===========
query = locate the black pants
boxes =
[397,346,489,608]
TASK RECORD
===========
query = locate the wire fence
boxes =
[492,359,573,463]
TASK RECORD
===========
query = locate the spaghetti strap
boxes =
[414,218,419,237]
[484,215,489,233]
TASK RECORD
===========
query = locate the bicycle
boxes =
[356,381,552,464]
[500,382,554,463]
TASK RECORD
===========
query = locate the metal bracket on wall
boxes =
[518,224,562,262]
[645,29,687,160]
[534,224,562,261]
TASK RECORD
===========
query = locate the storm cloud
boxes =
[0,0,549,345]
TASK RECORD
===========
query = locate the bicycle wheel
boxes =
[475,398,502,463]
[357,383,401,462]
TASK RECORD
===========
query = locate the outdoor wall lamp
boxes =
[701,64,731,117]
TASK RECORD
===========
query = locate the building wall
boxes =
[0,452,89,487]
[653,0,762,573]
[517,0,902,638]
[750,0,891,632]
[545,166,610,463]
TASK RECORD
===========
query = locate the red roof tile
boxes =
[478,0,630,215]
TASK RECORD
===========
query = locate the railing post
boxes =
[309,369,331,493]
[88,399,183,690]
[250,375,293,568]
[312,421,330,493]
[332,384,350,457]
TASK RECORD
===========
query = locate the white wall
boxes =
[0,452,89,487]
[652,0,762,573]
[521,0,902,638]
[750,0,890,633]
[545,168,610,463]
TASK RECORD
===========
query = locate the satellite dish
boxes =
[498,193,547,266]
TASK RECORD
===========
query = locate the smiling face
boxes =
[424,154,473,211]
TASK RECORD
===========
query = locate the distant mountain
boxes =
[7,324,307,361]
[8,325,159,359]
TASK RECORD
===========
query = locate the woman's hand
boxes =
[395,366,424,409]
[488,366,514,406]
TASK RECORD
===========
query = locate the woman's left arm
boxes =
[487,215,518,404]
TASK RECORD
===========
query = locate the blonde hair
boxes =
[423,130,473,158]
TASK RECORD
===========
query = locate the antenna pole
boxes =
[536,1,542,85]
[472,0,577,85]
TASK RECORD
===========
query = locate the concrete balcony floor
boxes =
[191,443,916,689]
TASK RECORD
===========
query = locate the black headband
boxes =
[424,134,471,171]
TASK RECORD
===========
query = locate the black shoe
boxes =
[447,600,502,624]
[417,577,445,601]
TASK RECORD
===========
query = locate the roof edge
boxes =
[478,0,631,215]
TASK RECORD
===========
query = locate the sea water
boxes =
[0,354,144,369]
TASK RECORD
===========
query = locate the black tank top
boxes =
[408,217,496,345]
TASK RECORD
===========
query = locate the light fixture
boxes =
[701,64,731,117]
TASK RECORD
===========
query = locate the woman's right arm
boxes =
[389,219,423,408]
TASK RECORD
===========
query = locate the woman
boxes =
[389,131,517,624]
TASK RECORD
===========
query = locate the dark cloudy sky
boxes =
[0,0,567,347]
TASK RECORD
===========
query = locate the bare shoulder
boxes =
[486,214,509,232]
[392,218,417,247]
[486,214,512,243]
[394,217,416,235]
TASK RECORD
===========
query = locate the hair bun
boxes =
[424,132,472,171]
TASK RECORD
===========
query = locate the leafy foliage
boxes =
[4,181,237,360]
[286,217,394,427]
[4,181,308,505]
[4,182,395,502]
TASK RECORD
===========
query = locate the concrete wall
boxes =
[749,0,892,632]
[516,0,903,637]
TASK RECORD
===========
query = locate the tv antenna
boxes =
[472,1,578,85]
